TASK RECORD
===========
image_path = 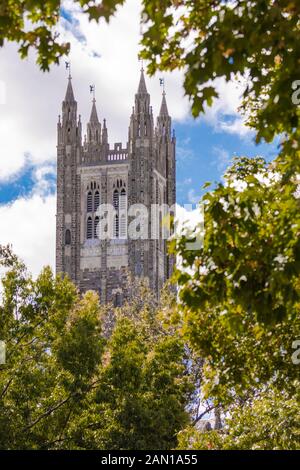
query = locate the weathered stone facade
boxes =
[56,69,176,304]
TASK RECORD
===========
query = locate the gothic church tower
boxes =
[56,69,176,304]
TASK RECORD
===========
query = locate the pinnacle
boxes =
[65,77,75,102]
[89,99,99,123]
[159,92,169,116]
[137,68,148,94]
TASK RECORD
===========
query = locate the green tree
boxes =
[177,388,300,450]
[74,317,191,449]
[0,253,192,449]
[172,155,300,449]
[141,1,300,144]
[0,254,105,449]
[65,278,193,450]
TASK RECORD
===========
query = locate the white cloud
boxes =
[175,202,203,230]
[201,77,254,139]
[0,0,255,184]
[176,144,195,165]
[0,192,56,277]
[0,161,56,277]
[0,0,188,182]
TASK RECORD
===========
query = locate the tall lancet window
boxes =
[112,181,127,239]
[119,188,126,210]
[94,191,100,212]
[87,191,93,213]
[113,189,119,210]
[113,214,119,238]
[119,188,127,239]
[87,217,93,239]
[65,229,71,245]
[86,182,100,240]
[94,216,100,239]
[113,188,119,239]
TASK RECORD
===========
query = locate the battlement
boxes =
[107,143,128,162]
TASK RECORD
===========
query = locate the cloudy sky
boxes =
[0,0,276,276]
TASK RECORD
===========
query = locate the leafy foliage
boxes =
[0,255,191,449]
[173,156,300,401]
[75,316,191,449]
[172,155,300,448]
[178,388,300,450]
[141,1,300,142]
[0,257,105,449]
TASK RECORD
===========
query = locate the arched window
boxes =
[119,188,126,210]
[113,214,119,238]
[94,216,100,239]
[87,191,93,212]
[113,189,119,210]
[65,229,71,245]
[87,217,93,239]
[94,191,100,212]
[120,214,126,239]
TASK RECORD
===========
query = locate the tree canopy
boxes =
[172,155,300,449]
[0,256,192,449]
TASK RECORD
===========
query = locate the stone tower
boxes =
[56,69,176,304]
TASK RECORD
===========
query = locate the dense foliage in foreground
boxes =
[0,260,191,450]
[173,155,300,449]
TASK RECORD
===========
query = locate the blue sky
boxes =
[175,120,278,206]
[0,159,56,204]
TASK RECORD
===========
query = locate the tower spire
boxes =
[86,84,101,145]
[137,66,148,94]
[64,62,75,102]
[89,84,99,123]
[159,91,169,116]
[159,78,169,116]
